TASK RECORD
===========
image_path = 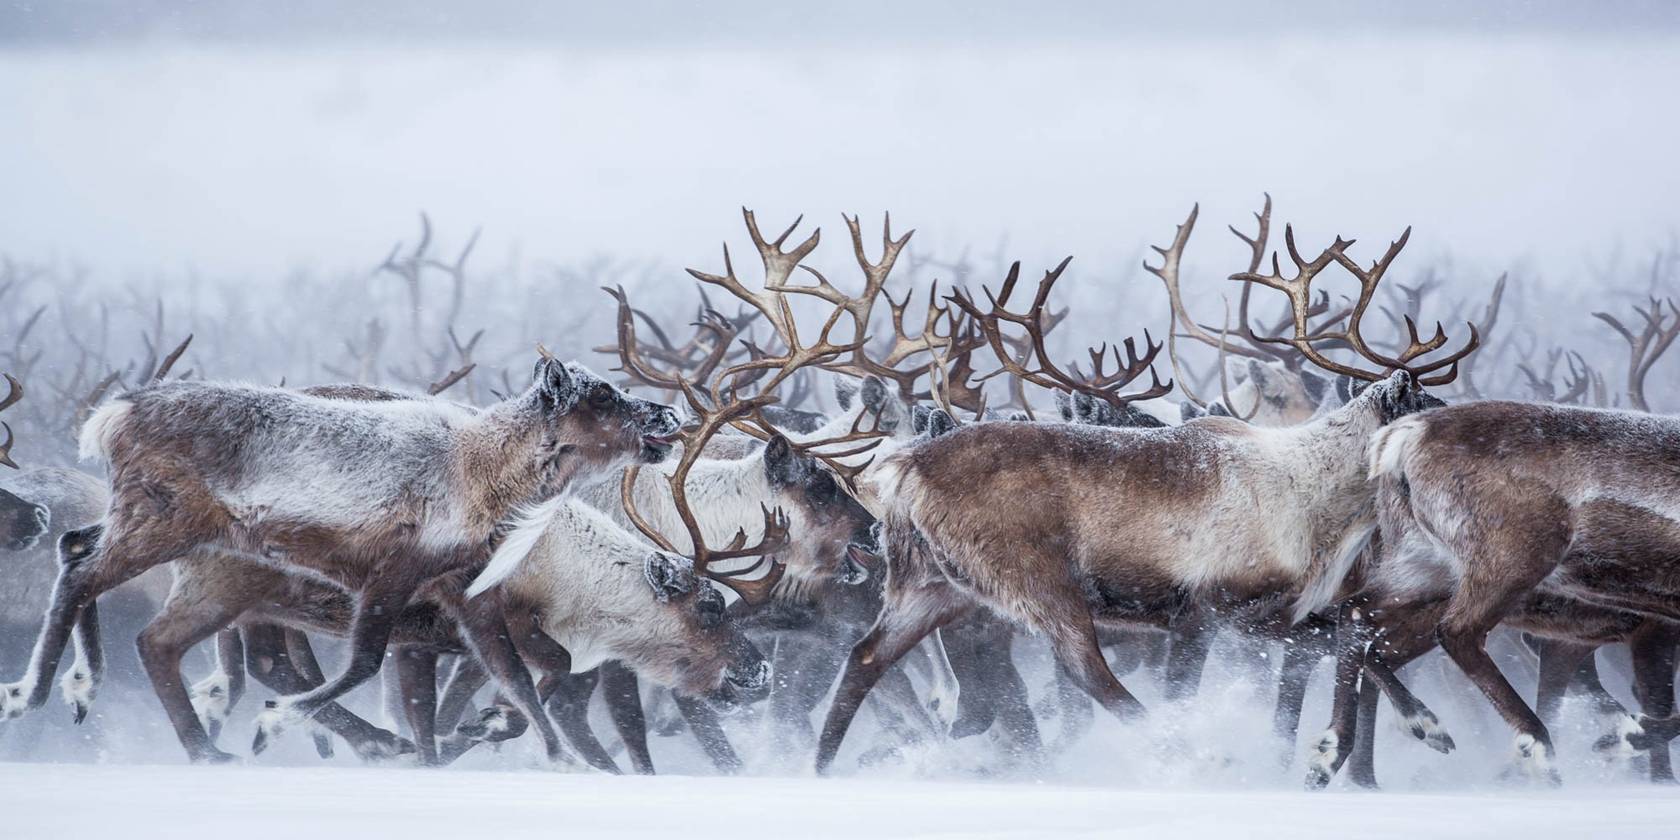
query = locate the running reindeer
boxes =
[815,213,1479,772]
[1307,294,1680,788]
[0,351,681,765]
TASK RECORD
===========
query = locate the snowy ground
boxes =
[3,762,1678,839]
[2,629,1677,838]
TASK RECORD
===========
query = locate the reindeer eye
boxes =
[589,387,614,408]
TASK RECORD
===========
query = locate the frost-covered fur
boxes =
[489,498,767,698]
[1342,401,1680,783]
[1,358,680,765]
[576,376,910,597]
[815,371,1435,770]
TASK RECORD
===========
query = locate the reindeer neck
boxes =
[450,402,550,538]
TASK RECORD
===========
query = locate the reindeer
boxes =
[563,211,960,767]
[1307,294,1680,788]
[814,216,1478,772]
[0,354,680,766]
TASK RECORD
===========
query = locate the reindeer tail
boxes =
[466,496,564,599]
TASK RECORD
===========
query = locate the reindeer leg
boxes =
[241,625,411,762]
[136,589,246,764]
[599,662,656,774]
[190,629,246,743]
[493,611,621,773]
[1272,625,1330,748]
[1305,600,1374,789]
[1162,615,1214,702]
[816,581,972,774]
[941,611,1001,738]
[1627,620,1680,782]
[281,627,376,760]
[1048,612,1147,724]
[436,654,488,734]
[1436,530,1568,785]
[1532,637,1597,724]
[251,576,413,755]
[395,646,440,765]
[3,524,161,718]
[979,646,1044,763]
[439,588,572,767]
[672,691,742,773]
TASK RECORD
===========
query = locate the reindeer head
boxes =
[1338,370,1444,425]
[1235,360,1328,425]
[0,486,49,551]
[526,355,681,488]
[636,552,770,711]
[762,434,878,588]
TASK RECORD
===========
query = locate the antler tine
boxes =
[602,286,689,392]
[953,258,1172,410]
[0,373,20,468]
[928,310,988,417]
[1594,296,1680,411]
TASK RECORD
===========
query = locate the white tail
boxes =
[78,400,134,463]
[1368,415,1426,481]
[466,495,565,599]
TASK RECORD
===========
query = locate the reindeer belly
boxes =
[1546,498,1680,622]
[1081,566,1191,628]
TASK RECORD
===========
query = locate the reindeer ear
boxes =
[1208,401,1231,417]
[1246,360,1279,396]
[1299,369,1328,404]
[536,359,582,414]
[763,434,809,487]
[643,553,695,603]
[925,409,958,438]
[1180,401,1207,422]
[1054,391,1075,422]
[860,376,888,412]
[1335,375,1367,404]
[834,378,858,410]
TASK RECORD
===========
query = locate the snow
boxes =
[2,762,1676,840]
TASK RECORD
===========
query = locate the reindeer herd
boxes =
[0,201,1678,790]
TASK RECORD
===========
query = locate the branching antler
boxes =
[0,374,21,468]
[1231,224,1479,386]
[1594,296,1680,412]
[951,258,1171,412]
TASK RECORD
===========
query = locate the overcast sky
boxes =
[1,2,1676,287]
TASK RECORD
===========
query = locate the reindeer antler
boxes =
[615,210,917,604]
[1594,296,1680,412]
[951,259,1171,412]
[0,373,21,468]
[1231,224,1479,386]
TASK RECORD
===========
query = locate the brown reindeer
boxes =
[0,354,680,765]
[1308,295,1680,788]
[815,217,1478,772]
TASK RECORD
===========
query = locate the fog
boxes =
[2,3,1677,282]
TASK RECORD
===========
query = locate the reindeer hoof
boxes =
[1303,731,1339,791]
[1595,715,1645,757]
[456,705,528,744]
[313,732,336,759]
[349,731,414,763]
[59,669,96,724]
[1400,709,1455,754]
[1508,733,1562,786]
[252,700,294,755]
[0,682,29,720]
[190,674,233,738]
